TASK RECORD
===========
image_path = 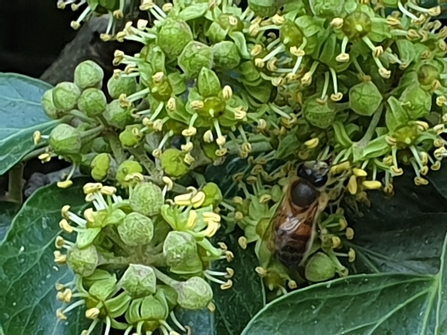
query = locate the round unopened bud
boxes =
[120,264,157,298]
[178,41,213,78]
[77,88,107,117]
[305,252,336,282]
[201,182,223,207]
[139,294,168,322]
[119,124,144,147]
[130,182,164,216]
[41,89,62,119]
[107,75,137,99]
[66,245,99,277]
[49,124,82,155]
[212,41,241,70]
[175,277,213,310]
[118,212,154,246]
[52,82,81,112]
[74,60,104,90]
[91,153,112,182]
[157,18,194,58]
[160,148,190,178]
[116,160,143,187]
[163,231,202,269]
[103,100,132,129]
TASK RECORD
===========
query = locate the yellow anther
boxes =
[203,212,221,223]
[331,161,351,174]
[100,186,117,196]
[202,220,220,237]
[347,175,357,195]
[345,227,355,240]
[61,205,71,220]
[304,138,319,150]
[362,180,382,190]
[57,180,73,189]
[255,266,268,277]
[191,191,206,208]
[339,218,348,231]
[348,248,356,262]
[220,280,233,290]
[414,176,429,186]
[56,308,67,320]
[53,250,67,265]
[33,131,42,145]
[59,219,73,233]
[332,236,341,248]
[238,236,248,249]
[186,210,198,229]
[85,308,100,320]
[83,183,103,194]
[55,236,65,249]
[162,176,174,191]
[353,168,368,177]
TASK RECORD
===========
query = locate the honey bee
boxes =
[267,160,331,270]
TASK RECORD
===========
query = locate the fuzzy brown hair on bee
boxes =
[267,160,330,270]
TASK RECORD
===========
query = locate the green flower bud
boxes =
[280,21,304,49]
[120,264,157,298]
[178,41,213,78]
[163,231,202,269]
[118,212,154,246]
[305,252,336,282]
[151,74,173,102]
[212,41,241,70]
[89,276,118,301]
[77,88,107,117]
[116,160,144,187]
[349,81,382,116]
[119,124,144,147]
[417,64,439,87]
[248,0,277,17]
[399,84,432,119]
[66,244,99,277]
[74,60,104,90]
[201,182,223,207]
[52,82,81,112]
[91,137,111,153]
[198,67,221,98]
[342,12,372,39]
[107,75,137,99]
[41,89,62,119]
[158,18,194,58]
[175,277,213,310]
[130,182,164,216]
[140,295,168,321]
[160,148,189,178]
[91,153,112,181]
[303,96,337,129]
[49,124,82,155]
[103,100,132,129]
[206,22,227,43]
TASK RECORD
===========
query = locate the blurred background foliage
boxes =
[0,0,78,78]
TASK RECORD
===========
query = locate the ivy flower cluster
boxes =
[54,180,233,335]
[41,0,447,305]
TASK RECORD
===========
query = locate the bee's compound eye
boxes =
[291,181,318,208]
[297,164,313,180]
[311,174,328,188]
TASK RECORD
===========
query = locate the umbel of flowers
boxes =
[37,0,447,318]
[54,180,234,335]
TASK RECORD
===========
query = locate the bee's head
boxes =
[297,161,329,188]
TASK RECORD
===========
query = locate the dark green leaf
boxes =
[346,168,447,275]
[0,73,58,175]
[176,308,215,335]
[211,229,265,335]
[0,202,21,241]
[0,179,102,335]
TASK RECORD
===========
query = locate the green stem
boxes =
[146,252,167,267]
[81,125,105,144]
[226,140,272,154]
[151,266,179,288]
[355,104,384,149]
[128,146,157,177]
[191,172,207,187]
[105,132,127,165]
[145,176,188,194]
[7,163,24,204]
[21,146,47,162]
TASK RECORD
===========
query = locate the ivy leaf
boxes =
[0,202,21,241]
[212,229,265,335]
[0,179,102,335]
[241,270,446,334]
[345,168,447,275]
[0,73,58,175]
